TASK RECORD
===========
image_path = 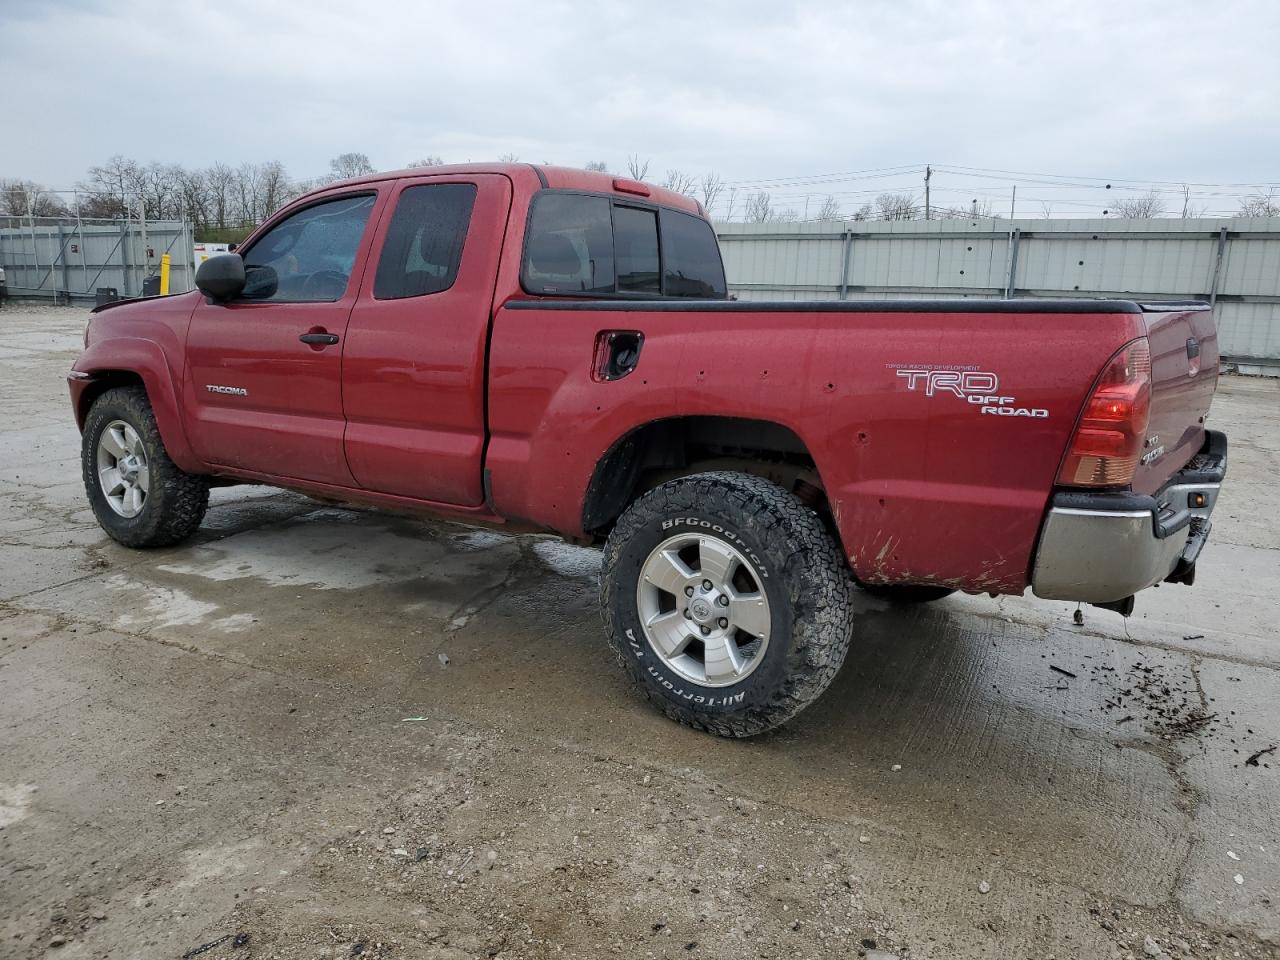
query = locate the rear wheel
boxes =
[600,471,852,737]
[82,386,209,548]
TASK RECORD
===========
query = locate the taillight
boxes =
[1057,339,1152,487]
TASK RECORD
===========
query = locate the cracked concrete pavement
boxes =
[1,304,1278,959]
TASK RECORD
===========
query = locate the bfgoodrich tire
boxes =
[600,471,853,737]
[82,386,210,548]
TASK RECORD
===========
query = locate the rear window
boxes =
[614,206,660,293]
[522,191,725,299]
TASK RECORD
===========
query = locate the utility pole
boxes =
[924,165,932,220]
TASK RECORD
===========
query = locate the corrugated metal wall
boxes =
[0,218,195,302]
[717,218,1280,373]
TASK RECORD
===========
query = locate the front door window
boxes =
[240,194,376,302]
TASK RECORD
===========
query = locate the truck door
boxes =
[341,174,512,505]
[183,190,385,486]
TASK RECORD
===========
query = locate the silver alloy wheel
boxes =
[96,419,150,518]
[637,532,772,687]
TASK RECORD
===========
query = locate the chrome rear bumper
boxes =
[1031,431,1226,604]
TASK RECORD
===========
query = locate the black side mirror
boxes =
[195,254,246,301]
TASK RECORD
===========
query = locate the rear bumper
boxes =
[1030,430,1227,603]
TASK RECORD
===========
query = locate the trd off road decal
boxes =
[888,363,1048,419]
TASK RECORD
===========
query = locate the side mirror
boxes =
[195,254,246,301]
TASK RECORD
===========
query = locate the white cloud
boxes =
[2,0,1277,210]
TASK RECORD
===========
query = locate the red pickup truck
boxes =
[69,164,1227,736]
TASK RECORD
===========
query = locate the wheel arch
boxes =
[581,415,833,540]
[74,338,204,474]
[75,369,146,429]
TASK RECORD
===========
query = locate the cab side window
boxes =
[240,194,376,302]
[522,193,615,295]
[521,191,726,299]
[373,184,477,300]
[660,209,727,298]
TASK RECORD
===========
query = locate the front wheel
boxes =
[600,471,853,737]
[82,385,210,548]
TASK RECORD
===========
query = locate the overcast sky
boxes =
[2,0,1278,216]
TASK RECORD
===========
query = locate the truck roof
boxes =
[326,163,705,216]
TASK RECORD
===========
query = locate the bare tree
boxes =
[175,167,211,231]
[1239,189,1280,217]
[1109,189,1166,218]
[584,160,609,173]
[1172,184,1209,218]
[206,163,236,228]
[79,155,142,219]
[743,190,773,223]
[816,195,840,220]
[874,192,918,221]
[851,202,872,222]
[1039,201,1054,218]
[0,180,70,217]
[661,169,696,197]
[626,155,650,181]
[235,162,264,224]
[960,198,995,219]
[258,161,292,220]
[497,152,520,163]
[136,162,189,220]
[775,208,799,223]
[721,187,738,222]
[329,152,375,181]
[699,173,725,212]
[407,156,444,168]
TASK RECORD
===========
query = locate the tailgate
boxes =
[1132,301,1219,496]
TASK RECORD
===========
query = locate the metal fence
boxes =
[0,217,195,303]
[716,217,1280,375]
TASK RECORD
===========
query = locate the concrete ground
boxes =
[1,304,1278,960]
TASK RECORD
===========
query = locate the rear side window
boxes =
[523,193,615,294]
[661,209,726,298]
[374,183,477,300]
[522,191,725,299]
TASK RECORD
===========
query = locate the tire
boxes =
[82,385,209,548]
[858,583,956,604]
[600,471,852,737]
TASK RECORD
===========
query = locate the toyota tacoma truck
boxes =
[68,163,1227,736]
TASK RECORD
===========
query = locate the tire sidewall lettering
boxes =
[659,517,769,579]
[609,509,787,715]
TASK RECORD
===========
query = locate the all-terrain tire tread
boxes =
[600,471,852,737]
[82,386,209,548]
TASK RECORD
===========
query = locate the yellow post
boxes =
[159,253,171,295]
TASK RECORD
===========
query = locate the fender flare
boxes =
[73,337,205,475]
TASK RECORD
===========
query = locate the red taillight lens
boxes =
[1057,339,1152,487]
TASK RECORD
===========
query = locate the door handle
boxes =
[299,332,340,346]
